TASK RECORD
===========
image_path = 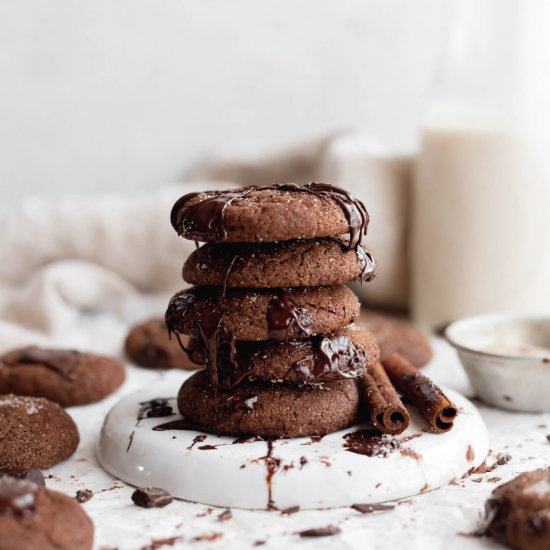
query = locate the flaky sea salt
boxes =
[0,395,42,415]
[526,478,550,496]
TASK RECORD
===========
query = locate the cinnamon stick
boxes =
[360,362,410,435]
[381,353,458,433]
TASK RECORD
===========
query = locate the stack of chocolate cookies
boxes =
[166,183,380,438]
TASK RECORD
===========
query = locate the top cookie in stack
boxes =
[166,183,379,438]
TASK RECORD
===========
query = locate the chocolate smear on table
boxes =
[298,525,341,538]
[131,487,173,508]
[351,503,395,514]
[75,489,93,503]
[170,182,369,250]
[360,362,410,435]
[0,467,45,486]
[343,429,421,459]
[381,353,458,433]
[152,416,202,432]
[257,439,281,510]
[0,477,37,516]
[1,346,80,380]
[187,435,207,449]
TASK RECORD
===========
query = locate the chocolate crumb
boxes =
[420,483,429,493]
[218,509,232,521]
[141,537,180,550]
[375,482,382,488]
[472,478,483,483]
[503,395,512,402]
[281,505,300,515]
[496,453,511,466]
[298,525,341,538]
[351,503,395,514]
[546,435,550,443]
[131,487,173,508]
[192,532,223,542]
[488,476,501,483]
[543,357,550,363]
[76,489,93,503]
[253,542,265,547]
[466,445,475,463]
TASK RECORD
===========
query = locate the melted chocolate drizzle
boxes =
[266,290,313,341]
[2,346,79,380]
[290,335,364,382]
[0,479,37,516]
[171,183,369,250]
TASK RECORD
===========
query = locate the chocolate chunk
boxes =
[75,489,93,503]
[218,509,232,521]
[298,525,341,537]
[281,505,300,515]
[351,503,395,514]
[131,487,173,508]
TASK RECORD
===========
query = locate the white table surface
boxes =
[42,298,550,550]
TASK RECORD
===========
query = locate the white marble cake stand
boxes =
[98,379,489,510]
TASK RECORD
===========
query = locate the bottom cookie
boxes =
[178,370,360,438]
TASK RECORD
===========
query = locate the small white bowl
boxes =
[445,313,550,412]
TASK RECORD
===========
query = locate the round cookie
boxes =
[359,310,432,367]
[170,183,369,246]
[188,325,380,386]
[485,468,550,550]
[0,395,79,470]
[0,346,125,407]
[125,317,199,370]
[0,476,93,550]
[183,238,376,288]
[178,370,360,437]
[166,285,360,342]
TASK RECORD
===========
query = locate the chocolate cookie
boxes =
[0,476,93,550]
[188,325,379,386]
[125,317,199,370]
[0,395,79,470]
[486,468,550,550]
[178,370,360,437]
[183,238,375,288]
[166,285,360,342]
[171,183,369,247]
[0,346,125,407]
[359,310,432,367]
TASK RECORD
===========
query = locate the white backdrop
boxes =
[0,0,452,204]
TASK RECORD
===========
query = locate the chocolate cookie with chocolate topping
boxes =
[183,238,375,288]
[359,310,432,368]
[166,285,360,342]
[485,468,550,550]
[125,317,199,370]
[0,395,79,470]
[178,370,360,438]
[188,325,379,386]
[0,346,125,407]
[171,183,369,247]
[0,476,93,550]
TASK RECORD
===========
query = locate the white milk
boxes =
[412,109,550,328]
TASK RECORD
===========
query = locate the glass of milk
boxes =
[412,0,550,328]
